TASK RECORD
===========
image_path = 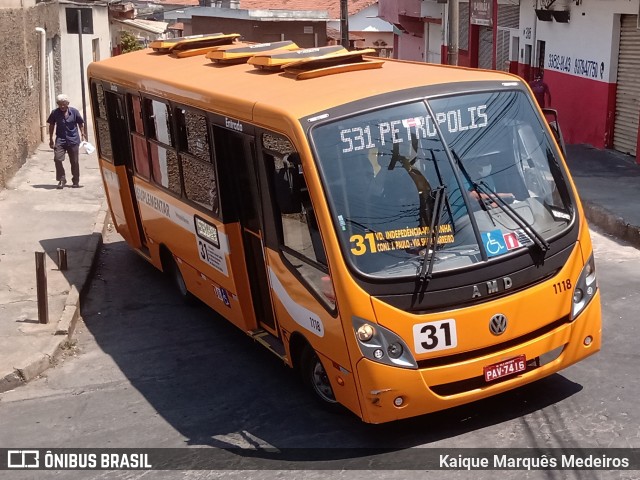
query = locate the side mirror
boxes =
[542,108,566,157]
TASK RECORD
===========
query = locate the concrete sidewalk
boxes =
[0,136,107,393]
[565,144,640,248]
[0,140,638,393]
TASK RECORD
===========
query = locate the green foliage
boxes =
[120,31,143,54]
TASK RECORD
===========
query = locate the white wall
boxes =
[519,0,639,83]
[327,4,393,32]
[422,1,443,63]
[421,1,444,20]
[59,3,110,117]
[0,0,36,7]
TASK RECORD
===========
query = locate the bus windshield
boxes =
[311,90,573,278]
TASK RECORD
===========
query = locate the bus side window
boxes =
[273,153,302,214]
[143,98,180,195]
[175,107,220,217]
[91,82,112,162]
[127,93,150,179]
[268,149,335,310]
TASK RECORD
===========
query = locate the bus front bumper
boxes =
[354,293,602,424]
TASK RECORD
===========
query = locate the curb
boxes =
[582,201,640,249]
[0,201,109,394]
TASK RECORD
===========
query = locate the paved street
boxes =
[0,226,638,479]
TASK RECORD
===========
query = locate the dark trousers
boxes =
[54,144,80,184]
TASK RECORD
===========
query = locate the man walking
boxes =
[529,72,552,108]
[48,94,87,189]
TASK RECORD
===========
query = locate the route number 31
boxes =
[413,319,458,354]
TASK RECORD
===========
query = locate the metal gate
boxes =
[459,2,469,52]
[496,29,511,72]
[479,26,493,69]
[497,4,519,72]
[613,14,640,156]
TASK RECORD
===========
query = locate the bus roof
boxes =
[87,48,520,128]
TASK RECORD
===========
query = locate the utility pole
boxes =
[340,0,349,50]
[447,0,459,66]
[76,9,89,140]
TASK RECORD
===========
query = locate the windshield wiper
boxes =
[451,149,496,227]
[476,181,550,253]
[417,185,446,286]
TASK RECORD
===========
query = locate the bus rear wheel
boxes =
[163,252,195,305]
[300,345,338,406]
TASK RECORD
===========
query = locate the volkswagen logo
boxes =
[489,314,508,336]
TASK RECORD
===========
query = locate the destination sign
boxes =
[340,105,488,153]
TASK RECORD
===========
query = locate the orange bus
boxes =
[87,38,601,424]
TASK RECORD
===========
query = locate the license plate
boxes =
[483,354,526,382]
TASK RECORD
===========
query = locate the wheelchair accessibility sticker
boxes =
[482,229,508,257]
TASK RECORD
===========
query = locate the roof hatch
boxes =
[149,33,240,55]
[205,40,299,64]
[248,45,348,70]
[282,48,383,79]
[147,33,384,79]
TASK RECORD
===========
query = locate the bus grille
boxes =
[417,315,570,370]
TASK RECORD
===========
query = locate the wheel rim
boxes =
[310,357,337,403]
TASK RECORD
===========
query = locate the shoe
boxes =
[57,178,66,189]
[72,183,80,188]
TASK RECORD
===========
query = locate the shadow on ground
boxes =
[79,237,584,468]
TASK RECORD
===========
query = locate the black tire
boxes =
[300,345,339,407]
[164,253,196,305]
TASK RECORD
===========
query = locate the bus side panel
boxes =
[100,161,142,249]
[265,250,362,417]
[224,224,261,332]
[132,179,256,331]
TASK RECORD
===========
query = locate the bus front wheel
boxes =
[300,345,338,406]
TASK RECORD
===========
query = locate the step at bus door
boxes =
[213,125,277,334]
[103,90,147,249]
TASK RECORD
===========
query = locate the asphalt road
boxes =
[1,227,638,480]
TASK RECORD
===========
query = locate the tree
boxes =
[121,32,143,54]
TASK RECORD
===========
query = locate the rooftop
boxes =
[240,0,378,20]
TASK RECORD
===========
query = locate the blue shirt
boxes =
[47,106,84,146]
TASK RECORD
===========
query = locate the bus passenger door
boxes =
[213,126,278,335]
[103,91,147,249]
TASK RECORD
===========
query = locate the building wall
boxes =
[0,2,58,188]
[327,4,394,52]
[378,0,421,28]
[191,16,327,47]
[58,3,110,120]
[0,0,36,7]
[514,0,639,148]
[379,0,443,61]
[328,4,392,34]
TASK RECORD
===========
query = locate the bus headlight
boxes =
[573,288,583,304]
[571,254,597,320]
[356,323,375,342]
[352,316,417,369]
